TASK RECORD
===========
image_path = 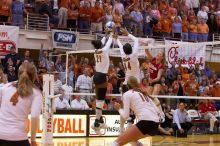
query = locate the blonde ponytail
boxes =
[10,62,37,106]
[17,71,34,97]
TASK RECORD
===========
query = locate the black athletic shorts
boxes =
[93,72,107,85]
[136,120,159,136]
[0,139,30,146]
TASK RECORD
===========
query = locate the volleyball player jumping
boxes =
[91,33,113,135]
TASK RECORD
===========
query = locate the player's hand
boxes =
[114,102,121,111]
[179,128,184,133]
[121,28,129,36]
[31,140,38,146]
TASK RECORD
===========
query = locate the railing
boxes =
[26,13,49,31]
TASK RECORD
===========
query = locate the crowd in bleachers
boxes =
[1,0,220,41]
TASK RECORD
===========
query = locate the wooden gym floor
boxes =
[36,134,220,146]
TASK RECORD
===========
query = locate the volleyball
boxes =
[105,21,115,31]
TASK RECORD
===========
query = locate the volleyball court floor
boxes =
[36,134,220,146]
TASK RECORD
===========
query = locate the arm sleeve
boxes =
[173,110,181,129]
[117,39,125,56]
[102,36,113,52]
[31,91,43,118]
[128,34,138,57]
[118,94,130,120]
[101,37,106,45]
[185,114,192,122]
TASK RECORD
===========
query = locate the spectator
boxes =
[188,19,198,42]
[7,65,18,82]
[181,15,189,41]
[22,50,32,62]
[75,67,93,103]
[78,1,91,32]
[197,19,209,42]
[197,6,208,22]
[67,3,78,28]
[160,11,172,38]
[11,0,28,28]
[172,102,192,136]
[167,61,178,86]
[204,64,213,78]
[38,0,59,27]
[179,0,189,16]
[168,2,177,20]
[207,81,220,97]
[4,46,21,71]
[58,0,68,28]
[130,6,143,36]
[53,72,62,95]
[59,62,66,84]
[191,0,200,14]
[113,9,123,34]
[172,75,185,97]
[90,1,105,33]
[199,99,220,134]
[198,78,209,95]
[184,73,199,96]
[39,44,50,70]
[55,88,71,109]
[150,3,161,20]
[207,13,217,41]
[143,6,153,37]
[185,0,192,10]
[172,16,182,40]
[71,95,90,110]
[104,8,113,24]
[0,0,11,23]
[122,7,132,32]
[113,0,124,15]
[188,9,196,23]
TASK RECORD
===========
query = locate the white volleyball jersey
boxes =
[0,83,42,141]
[94,36,112,74]
[119,90,159,123]
[117,34,140,84]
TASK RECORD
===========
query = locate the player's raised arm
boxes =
[117,38,125,56]
[145,48,153,61]
[101,36,106,45]
[128,33,138,55]
[102,35,113,52]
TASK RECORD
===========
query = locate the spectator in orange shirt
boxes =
[181,15,189,41]
[0,0,10,23]
[159,0,168,12]
[113,9,123,34]
[160,11,172,38]
[188,10,196,23]
[91,1,105,33]
[197,19,209,42]
[78,1,91,32]
[188,19,198,42]
[181,67,190,83]
[208,81,220,97]
[58,0,69,28]
[67,3,79,28]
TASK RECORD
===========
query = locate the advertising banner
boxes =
[165,41,206,68]
[52,30,78,50]
[27,115,87,137]
[0,25,19,56]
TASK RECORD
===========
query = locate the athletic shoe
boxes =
[91,118,108,136]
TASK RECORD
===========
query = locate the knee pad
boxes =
[96,88,107,100]
[127,114,136,124]
[122,84,129,93]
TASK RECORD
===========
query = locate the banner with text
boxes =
[27,115,87,137]
[0,25,19,56]
[52,30,78,50]
[165,41,206,68]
